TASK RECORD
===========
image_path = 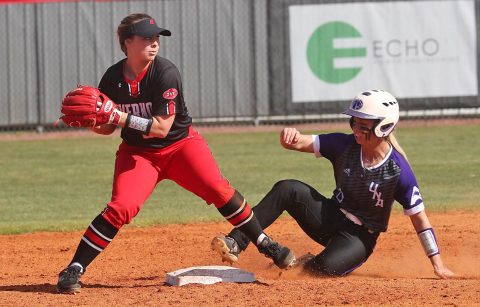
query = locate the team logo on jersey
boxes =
[351,99,363,110]
[410,186,423,206]
[163,88,178,100]
[369,182,384,207]
[118,82,122,88]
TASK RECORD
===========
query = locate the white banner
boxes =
[289,0,477,102]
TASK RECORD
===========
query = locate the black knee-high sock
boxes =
[216,190,264,245]
[69,214,119,272]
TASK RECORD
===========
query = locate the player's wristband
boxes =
[125,114,153,135]
[417,228,439,258]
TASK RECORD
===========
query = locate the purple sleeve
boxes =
[318,133,355,162]
[392,151,425,215]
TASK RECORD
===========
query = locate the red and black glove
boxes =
[60,85,121,128]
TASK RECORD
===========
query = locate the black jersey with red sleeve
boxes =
[98,56,192,148]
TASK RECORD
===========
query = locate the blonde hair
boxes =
[387,132,408,163]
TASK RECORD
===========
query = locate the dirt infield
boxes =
[0,211,478,306]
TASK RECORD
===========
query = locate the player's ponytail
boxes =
[387,132,409,163]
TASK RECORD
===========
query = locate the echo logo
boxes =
[307,21,366,84]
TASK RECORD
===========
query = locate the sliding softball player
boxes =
[213,90,455,278]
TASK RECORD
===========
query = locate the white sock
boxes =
[70,262,84,274]
[256,233,267,246]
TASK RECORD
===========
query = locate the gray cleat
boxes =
[56,265,83,294]
[211,234,241,264]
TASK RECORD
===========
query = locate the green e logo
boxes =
[307,21,366,83]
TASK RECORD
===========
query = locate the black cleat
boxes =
[257,237,296,269]
[56,265,83,294]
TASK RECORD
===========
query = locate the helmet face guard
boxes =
[343,90,399,138]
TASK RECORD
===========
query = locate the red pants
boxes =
[102,128,235,229]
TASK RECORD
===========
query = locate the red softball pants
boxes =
[102,127,235,229]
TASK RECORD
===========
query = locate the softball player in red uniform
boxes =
[56,13,294,294]
[213,90,455,279]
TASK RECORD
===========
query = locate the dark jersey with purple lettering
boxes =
[98,56,192,148]
[313,133,424,232]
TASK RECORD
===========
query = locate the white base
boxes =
[165,265,255,286]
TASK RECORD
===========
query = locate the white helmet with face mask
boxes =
[343,90,399,137]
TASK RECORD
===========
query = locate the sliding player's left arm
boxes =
[409,210,456,279]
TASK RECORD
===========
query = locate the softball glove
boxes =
[60,85,119,128]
